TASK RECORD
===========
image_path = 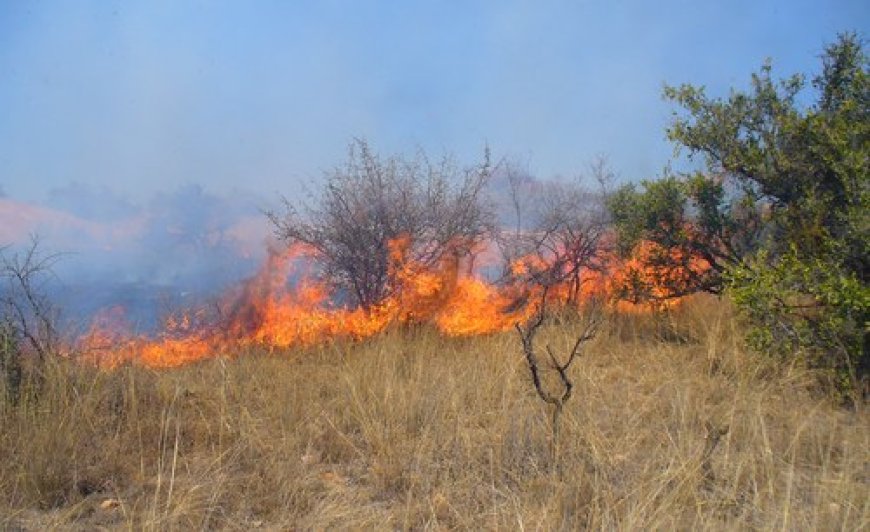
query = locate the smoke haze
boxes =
[0,1,866,331]
[1,185,273,332]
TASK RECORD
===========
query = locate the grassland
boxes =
[1,297,867,530]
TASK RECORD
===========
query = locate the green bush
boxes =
[608,33,868,393]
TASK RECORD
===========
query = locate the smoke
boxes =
[0,183,275,333]
[46,182,140,224]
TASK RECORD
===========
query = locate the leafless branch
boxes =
[498,158,615,307]
[267,139,496,311]
[0,236,61,361]
[515,290,602,458]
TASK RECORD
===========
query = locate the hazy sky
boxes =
[1,0,867,202]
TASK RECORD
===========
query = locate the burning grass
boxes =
[1,296,867,529]
[76,235,711,369]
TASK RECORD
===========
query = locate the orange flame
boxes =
[78,235,709,368]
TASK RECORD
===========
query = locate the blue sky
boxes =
[1,0,867,203]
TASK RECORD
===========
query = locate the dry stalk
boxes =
[701,420,729,486]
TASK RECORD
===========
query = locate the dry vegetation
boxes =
[1,296,867,530]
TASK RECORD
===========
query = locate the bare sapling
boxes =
[0,238,61,402]
[515,287,602,464]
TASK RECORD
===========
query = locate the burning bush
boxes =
[76,153,674,369]
[267,139,497,311]
[498,157,614,307]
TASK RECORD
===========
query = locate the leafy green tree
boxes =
[609,33,868,392]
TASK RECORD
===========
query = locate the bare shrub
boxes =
[267,139,496,310]
[0,238,61,402]
[501,156,614,306]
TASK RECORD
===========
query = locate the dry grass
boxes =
[1,296,867,530]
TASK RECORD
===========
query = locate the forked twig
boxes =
[515,286,602,461]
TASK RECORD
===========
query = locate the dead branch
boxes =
[515,287,602,455]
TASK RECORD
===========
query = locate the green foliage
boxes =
[607,173,749,297]
[609,33,869,391]
[729,246,869,392]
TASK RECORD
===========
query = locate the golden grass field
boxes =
[1,297,867,530]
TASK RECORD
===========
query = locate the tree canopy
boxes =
[609,33,868,393]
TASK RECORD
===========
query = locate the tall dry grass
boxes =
[0,296,867,530]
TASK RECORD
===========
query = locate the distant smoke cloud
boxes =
[1,183,276,332]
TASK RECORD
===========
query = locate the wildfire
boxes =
[78,236,709,368]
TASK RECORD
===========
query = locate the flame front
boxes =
[79,236,709,368]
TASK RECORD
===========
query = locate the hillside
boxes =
[1,297,866,530]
